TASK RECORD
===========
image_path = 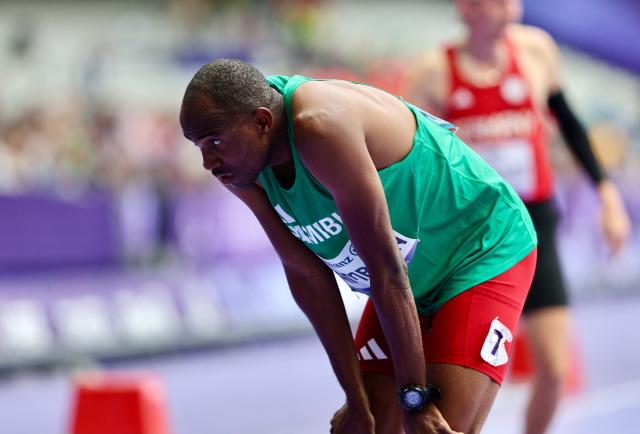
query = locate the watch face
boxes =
[404,390,423,408]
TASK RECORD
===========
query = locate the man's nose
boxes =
[202,152,222,171]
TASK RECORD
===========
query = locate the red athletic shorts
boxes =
[354,248,537,385]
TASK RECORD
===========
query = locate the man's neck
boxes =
[266,94,291,168]
[463,33,505,66]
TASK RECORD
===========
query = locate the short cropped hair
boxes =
[182,58,276,116]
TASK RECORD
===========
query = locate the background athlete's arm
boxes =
[225,184,374,426]
[536,29,631,253]
[404,50,449,117]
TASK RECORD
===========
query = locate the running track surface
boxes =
[1,294,639,434]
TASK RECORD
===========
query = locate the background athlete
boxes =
[180,59,537,434]
[405,1,631,433]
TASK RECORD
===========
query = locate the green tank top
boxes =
[258,75,537,315]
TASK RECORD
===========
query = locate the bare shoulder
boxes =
[290,80,356,138]
[508,23,559,64]
[286,80,376,193]
[508,23,562,92]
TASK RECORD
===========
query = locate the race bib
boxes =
[480,317,513,367]
[321,232,419,295]
[473,139,536,200]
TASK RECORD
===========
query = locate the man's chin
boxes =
[229,177,257,188]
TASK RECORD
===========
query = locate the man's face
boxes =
[457,0,522,38]
[181,106,271,188]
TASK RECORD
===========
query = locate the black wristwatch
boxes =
[397,384,442,412]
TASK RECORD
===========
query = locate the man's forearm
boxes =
[285,266,370,408]
[370,267,426,389]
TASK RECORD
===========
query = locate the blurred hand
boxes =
[330,403,375,434]
[598,180,632,256]
[403,402,464,434]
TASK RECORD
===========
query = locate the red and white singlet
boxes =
[444,39,553,203]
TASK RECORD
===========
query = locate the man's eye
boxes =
[212,139,222,146]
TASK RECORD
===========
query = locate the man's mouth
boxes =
[211,168,230,177]
[216,173,234,184]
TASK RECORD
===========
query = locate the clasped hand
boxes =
[330,402,464,434]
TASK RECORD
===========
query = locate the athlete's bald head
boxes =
[180,58,278,140]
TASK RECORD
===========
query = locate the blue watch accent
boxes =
[397,384,441,412]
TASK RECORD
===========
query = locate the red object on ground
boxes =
[508,330,584,394]
[507,329,535,382]
[69,371,172,434]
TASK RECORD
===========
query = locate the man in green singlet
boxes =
[179,59,538,434]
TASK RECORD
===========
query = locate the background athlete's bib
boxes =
[472,139,536,201]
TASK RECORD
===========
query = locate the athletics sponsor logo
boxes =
[322,231,419,295]
[501,75,528,105]
[274,204,296,223]
[480,317,513,367]
[358,338,388,361]
[451,87,475,110]
[413,105,459,134]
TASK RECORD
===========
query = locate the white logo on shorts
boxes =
[480,317,513,367]
[358,338,388,361]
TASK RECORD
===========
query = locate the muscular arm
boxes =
[292,101,426,390]
[226,184,370,410]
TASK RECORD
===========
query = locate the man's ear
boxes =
[254,107,273,133]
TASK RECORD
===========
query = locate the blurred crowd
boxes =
[0,0,638,261]
[0,0,402,197]
[0,100,204,196]
[1,0,637,191]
